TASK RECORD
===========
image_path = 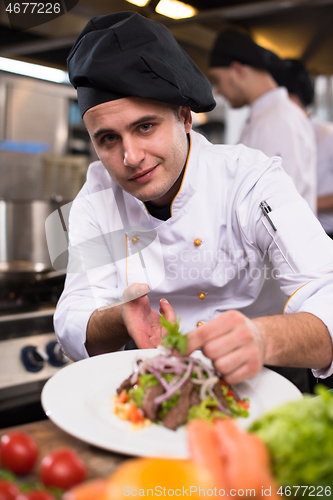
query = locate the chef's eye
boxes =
[101,134,117,144]
[139,123,153,132]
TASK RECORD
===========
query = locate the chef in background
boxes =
[209,28,317,214]
[53,12,333,393]
[208,29,319,392]
[274,58,333,240]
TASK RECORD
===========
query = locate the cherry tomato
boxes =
[0,480,21,500]
[0,433,38,475]
[39,449,87,491]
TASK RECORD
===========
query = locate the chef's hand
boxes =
[186,310,265,384]
[121,283,177,349]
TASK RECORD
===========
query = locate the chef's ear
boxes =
[230,60,247,78]
[179,106,192,133]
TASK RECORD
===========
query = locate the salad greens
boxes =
[249,386,333,494]
[160,315,188,355]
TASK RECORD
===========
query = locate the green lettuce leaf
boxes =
[249,386,333,495]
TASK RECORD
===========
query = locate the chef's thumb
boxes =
[123,282,150,303]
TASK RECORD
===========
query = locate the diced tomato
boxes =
[117,390,129,404]
[238,400,250,409]
[114,403,130,420]
[226,390,235,398]
[127,404,144,424]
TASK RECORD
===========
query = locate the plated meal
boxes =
[114,317,250,430]
[41,326,302,457]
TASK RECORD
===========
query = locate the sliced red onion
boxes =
[148,367,169,391]
[167,374,181,389]
[194,358,215,378]
[192,365,204,380]
[151,356,188,375]
[130,371,139,385]
[200,376,219,401]
[154,358,194,405]
[192,378,205,385]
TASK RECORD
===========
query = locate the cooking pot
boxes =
[0,200,65,293]
[0,151,88,294]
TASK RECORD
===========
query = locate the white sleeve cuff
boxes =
[54,296,114,361]
[284,274,333,378]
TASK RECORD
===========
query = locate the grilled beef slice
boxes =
[232,387,241,402]
[162,380,196,431]
[189,386,201,406]
[214,383,229,409]
[116,375,134,395]
[141,384,164,421]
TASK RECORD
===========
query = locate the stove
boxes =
[0,276,71,424]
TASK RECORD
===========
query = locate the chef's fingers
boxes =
[186,311,235,353]
[159,298,177,338]
[159,298,177,323]
[200,331,237,361]
[186,310,251,354]
[201,320,257,360]
[220,359,261,385]
[122,282,150,303]
[212,343,262,384]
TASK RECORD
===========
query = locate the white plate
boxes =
[41,349,302,458]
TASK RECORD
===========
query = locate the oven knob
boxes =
[21,345,48,372]
[46,341,68,367]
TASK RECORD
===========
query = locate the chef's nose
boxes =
[123,138,145,168]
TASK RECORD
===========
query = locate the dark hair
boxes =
[272,59,314,107]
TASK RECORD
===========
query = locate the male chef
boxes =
[54,12,333,389]
[274,59,333,241]
[209,28,317,214]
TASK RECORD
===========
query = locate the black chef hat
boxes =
[210,28,285,74]
[272,59,314,107]
[67,11,216,116]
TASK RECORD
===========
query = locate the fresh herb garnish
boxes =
[160,315,188,355]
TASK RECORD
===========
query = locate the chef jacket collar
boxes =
[248,87,289,121]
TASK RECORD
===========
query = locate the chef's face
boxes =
[209,66,247,108]
[84,97,192,208]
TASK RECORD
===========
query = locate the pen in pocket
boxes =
[260,201,277,231]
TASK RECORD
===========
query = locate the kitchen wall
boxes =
[0,71,77,154]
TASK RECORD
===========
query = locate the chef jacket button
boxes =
[198,292,206,300]
[131,236,139,244]
[197,321,203,327]
[194,238,202,246]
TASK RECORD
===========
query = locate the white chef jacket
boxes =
[312,116,333,233]
[239,87,317,213]
[54,130,333,378]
